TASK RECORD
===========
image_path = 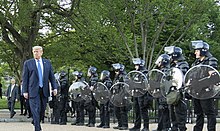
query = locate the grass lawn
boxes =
[0,96,20,109]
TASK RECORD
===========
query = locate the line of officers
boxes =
[48,40,218,131]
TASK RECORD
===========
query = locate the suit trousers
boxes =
[20,95,26,114]
[7,97,16,115]
[29,88,47,131]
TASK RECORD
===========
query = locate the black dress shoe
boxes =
[141,128,149,131]
[88,123,95,127]
[19,113,24,116]
[31,120,34,125]
[113,126,121,129]
[71,122,77,125]
[76,123,84,126]
[59,122,67,125]
[102,125,110,128]
[10,112,16,118]
[129,127,140,131]
[51,121,59,124]
[27,116,31,118]
[97,124,104,128]
[119,127,128,130]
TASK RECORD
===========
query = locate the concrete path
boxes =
[0,122,220,131]
[1,109,220,131]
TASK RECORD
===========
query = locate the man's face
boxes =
[135,65,139,70]
[11,79,15,85]
[33,48,43,59]
[194,50,201,59]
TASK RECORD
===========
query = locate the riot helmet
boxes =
[112,63,125,72]
[87,66,97,77]
[191,40,210,57]
[155,54,170,67]
[132,58,145,66]
[72,71,83,78]
[164,46,183,61]
[60,71,67,78]
[100,70,110,80]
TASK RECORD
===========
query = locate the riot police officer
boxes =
[153,54,171,131]
[191,40,218,131]
[85,66,99,127]
[129,58,152,131]
[50,73,61,124]
[71,71,85,126]
[59,71,69,125]
[165,46,189,131]
[112,63,129,130]
[96,70,112,128]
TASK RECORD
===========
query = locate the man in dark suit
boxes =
[19,80,26,115]
[6,78,19,118]
[22,46,57,131]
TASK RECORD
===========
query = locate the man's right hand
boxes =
[23,93,28,99]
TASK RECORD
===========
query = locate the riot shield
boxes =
[160,67,184,97]
[126,71,148,97]
[147,69,165,98]
[184,65,220,99]
[80,82,93,103]
[93,82,111,104]
[69,81,87,102]
[110,82,131,107]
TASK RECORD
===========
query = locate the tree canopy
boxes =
[0,0,220,81]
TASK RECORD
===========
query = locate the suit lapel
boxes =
[42,58,46,80]
[30,59,40,81]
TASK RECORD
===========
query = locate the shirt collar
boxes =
[35,58,42,63]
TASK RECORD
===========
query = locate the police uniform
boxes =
[192,56,217,131]
[190,40,218,131]
[165,46,189,131]
[97,71,112,128]
[59,72,69,125]
[170,60,189,131]
[50,76,61,124]
[85,67,99,127]
[154,54,171,131]
[113,69,130,130]
[130,58,153,131]
[71,72,85,126]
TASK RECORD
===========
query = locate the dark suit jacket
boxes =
[6,84,19,100]
[22,58,57,98]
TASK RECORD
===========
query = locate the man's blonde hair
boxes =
[32,46,43,51]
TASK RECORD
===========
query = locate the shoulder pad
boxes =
[208,56,218,62]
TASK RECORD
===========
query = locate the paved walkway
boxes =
[1,109,220,131]
[0,122,220,131]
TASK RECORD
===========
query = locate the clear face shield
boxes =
[87,70,91,77]
[132,58,141,65]
[112,63,121,70]
[155,56,163,67]
[72,71,79,80]
[164,46,175,55]
[191,40,204,50]
[100,73,104,80]
[54,73,60,80]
